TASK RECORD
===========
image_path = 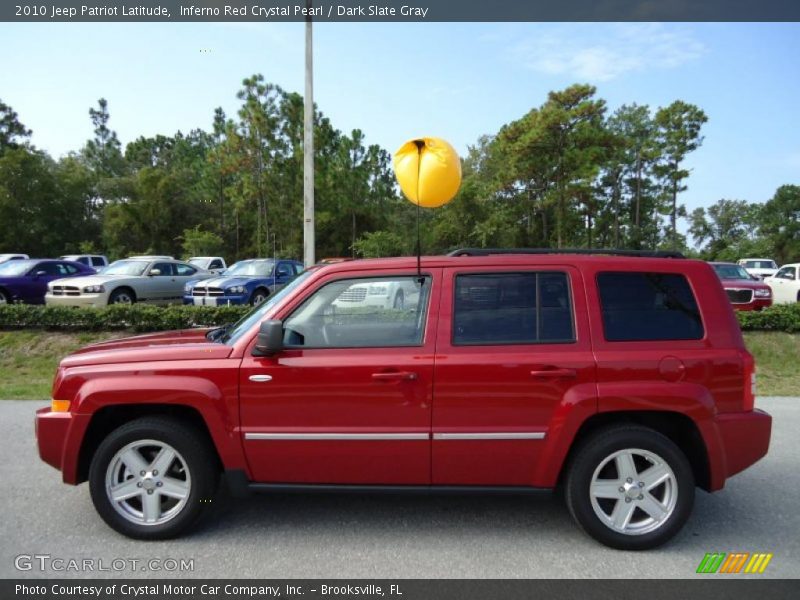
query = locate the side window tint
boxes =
[283,276,431,348]
[176,264,197,276]
[63,263,79,275]
[597,272,703,342]
[152,263,174,276]
[92,257,105,267]
[453,272,574,345]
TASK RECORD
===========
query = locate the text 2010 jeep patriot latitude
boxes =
[36,249,772,549]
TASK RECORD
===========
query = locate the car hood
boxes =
[193,275,270,288]
[61,329,232,367]
[50,274,137,287]
[719,279,769,290]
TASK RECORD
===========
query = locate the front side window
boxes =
[283,276,431,348]
[91,257,106,267]
[209,259,223,270]
[453,272,574,345]
[597,272,703,342]
[776,267,796,280]
[151,262,175,276]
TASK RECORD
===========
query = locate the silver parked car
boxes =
[45,258,215,306]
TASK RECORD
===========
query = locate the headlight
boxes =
[226,285,247,294]
[82,285,105,293]
[754,288,771,298]
[184,284,192,293]
[368,285,389,296]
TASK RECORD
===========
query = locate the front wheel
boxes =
[250,288,269,306]
[565,425,694,550]
[108,287,135,305]
[89,417,219,540]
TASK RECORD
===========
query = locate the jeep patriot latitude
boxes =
[36,249,772,549]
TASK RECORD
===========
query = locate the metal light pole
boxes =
[303,2,315,267]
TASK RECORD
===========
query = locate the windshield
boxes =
[0,260,35,276]
[102,260,149,276]
[713,264,753,280]
[225,260,275,277]
[222,270,314,345]
[743,260,777,269]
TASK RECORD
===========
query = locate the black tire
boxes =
[250,287,269,306]
[0,289,8,304]
[89,417,219,540]
[565,424,694,550]
[108,287,136,305]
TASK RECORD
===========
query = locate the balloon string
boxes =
[414,140,424,283]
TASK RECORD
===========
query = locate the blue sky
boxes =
[2,22,799,229]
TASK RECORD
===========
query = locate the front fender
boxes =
[61,372,247,483]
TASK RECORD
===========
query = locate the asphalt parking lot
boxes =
[1,398,797,579]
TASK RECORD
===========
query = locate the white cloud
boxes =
[508,24,706,82]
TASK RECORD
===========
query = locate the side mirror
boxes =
[253,320,283,356]
[149,269,161,276]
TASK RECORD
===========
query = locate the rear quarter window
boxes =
[597,272,703,342]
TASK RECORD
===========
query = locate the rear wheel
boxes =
[108,287,135,305]
[89,417,219,540]
[565,425,694,550]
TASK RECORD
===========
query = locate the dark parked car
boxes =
[0,259,95,304]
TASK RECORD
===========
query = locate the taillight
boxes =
[742,351,755,411]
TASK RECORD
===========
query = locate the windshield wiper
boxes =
[206,323,233,343]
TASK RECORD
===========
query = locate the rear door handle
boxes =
[530,368,577,379]
[372,371,418,381]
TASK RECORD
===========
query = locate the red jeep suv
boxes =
[36,249,772,550]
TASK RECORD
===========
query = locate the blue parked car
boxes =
[0,259,96,304]
[183,258,303,306]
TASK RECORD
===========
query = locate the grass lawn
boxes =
[743,331,800,397]
[0,329,797,400]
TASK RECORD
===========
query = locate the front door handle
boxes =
[249,374,273,383]
[530,368,577,379]
[371,371,418,381]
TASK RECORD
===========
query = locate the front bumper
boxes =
[45,292,107,307]
[732,298,773,311]
[36,407,91,484]
[185,293,248,306]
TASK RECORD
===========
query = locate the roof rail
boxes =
[446,248,686,259]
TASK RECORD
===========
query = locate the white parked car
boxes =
[59,254,109,269]
[765,263,800,304]
[738,258,779,280]
[188,256,227,274]
[45,258,214,306]
[332,278,421,310]
[0,253,29,263]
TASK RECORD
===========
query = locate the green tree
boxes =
[0,99,31,153]
[181,226,225,258]
[760,185,800,264]
[654,101,707,246]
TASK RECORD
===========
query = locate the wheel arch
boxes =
[558,411,711,491]
[76,403,220,485]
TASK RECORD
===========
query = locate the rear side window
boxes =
[597,272,703,341]
[453,272,574,345]
[91,257,106,267]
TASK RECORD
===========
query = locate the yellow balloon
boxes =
[393,137,462,208]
